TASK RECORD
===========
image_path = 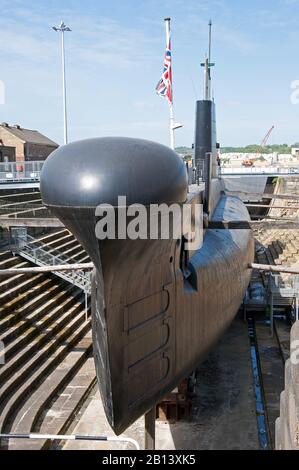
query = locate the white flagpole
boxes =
[164,18,175,150]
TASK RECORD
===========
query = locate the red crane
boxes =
[242,125,275,167]
[260,125,275,150]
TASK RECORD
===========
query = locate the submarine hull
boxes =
[90,194,253,434]
[40,137,254,435]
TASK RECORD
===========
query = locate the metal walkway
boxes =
[221,166,299,176]
[1,161,298,184]
[0,161,43,184]
[11,230,91,293]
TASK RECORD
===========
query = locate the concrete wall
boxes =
[276,321,299,450]
[221,176,268,202]
[209,178,224,216]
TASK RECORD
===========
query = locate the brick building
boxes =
[0,123,58,163]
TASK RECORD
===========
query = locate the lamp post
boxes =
[52,22,71,145]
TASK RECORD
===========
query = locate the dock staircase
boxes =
[11,228,91,294]
[253,177,299,315]
[0,243,95,450]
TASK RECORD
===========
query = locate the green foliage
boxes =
[176,143,296,155]
[176,147,194,155]
[220,144,292,154]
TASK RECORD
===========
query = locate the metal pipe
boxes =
[208,220,299,230]
[269,278,274,338]
[250,215,298,221]
[0,218,63,227]
[250,263,299,275]
[144,407,156,450]
[52,22,71,145]
[164,18,175,150]
[208,20,212,65]
[61,28,68,145]
[204,152,212,215]
[227,192,299,202]
[247,317,270,449]
[0,433,140,450]
[0,263,94,275]
[245,204,299,210]
[262,193,299,201]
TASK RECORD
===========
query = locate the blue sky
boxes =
[0,0,299,147]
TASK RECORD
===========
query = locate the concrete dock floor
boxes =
[64,314,259,451]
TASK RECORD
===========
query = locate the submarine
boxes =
[40,51,254,435]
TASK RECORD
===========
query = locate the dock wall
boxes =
[276,322,299,450]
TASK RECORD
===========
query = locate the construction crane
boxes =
[242,125,275,167]
[260,125,275,149]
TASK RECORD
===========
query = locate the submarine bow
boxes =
[40,136,254,435]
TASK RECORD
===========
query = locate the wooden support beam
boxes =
[0,263,94,276]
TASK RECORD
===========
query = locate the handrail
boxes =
[249,263,299,275]
[0,160,44,183]
[13,232,91,293]
[0,263,94,275]
[0,433,140,450]
[221,166,299,176]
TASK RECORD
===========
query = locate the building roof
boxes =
[0,124,58,147]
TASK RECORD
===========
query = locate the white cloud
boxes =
[0,6,158,69]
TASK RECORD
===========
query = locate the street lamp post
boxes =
[52,22,71,145]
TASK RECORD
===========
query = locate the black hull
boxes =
[90,194,253,434]
[40,137,254,435]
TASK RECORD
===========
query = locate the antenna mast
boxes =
[208,19,212,64]
[201,20,215,101]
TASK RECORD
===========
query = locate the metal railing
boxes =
[0,161,44,183]
[220,166,299,176]
[0,433,140,450]
[268,274,299,334]
[189,160,205,185]
[11,229,91,294]
[270,273,299,299]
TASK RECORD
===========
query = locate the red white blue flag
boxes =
[156,39,173,106]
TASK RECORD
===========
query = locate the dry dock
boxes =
[0,177,298,450]
[63,313,267,450]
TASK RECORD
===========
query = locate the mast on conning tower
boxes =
[201,20,215,101]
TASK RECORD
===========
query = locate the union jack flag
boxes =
[156,39,172,105]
